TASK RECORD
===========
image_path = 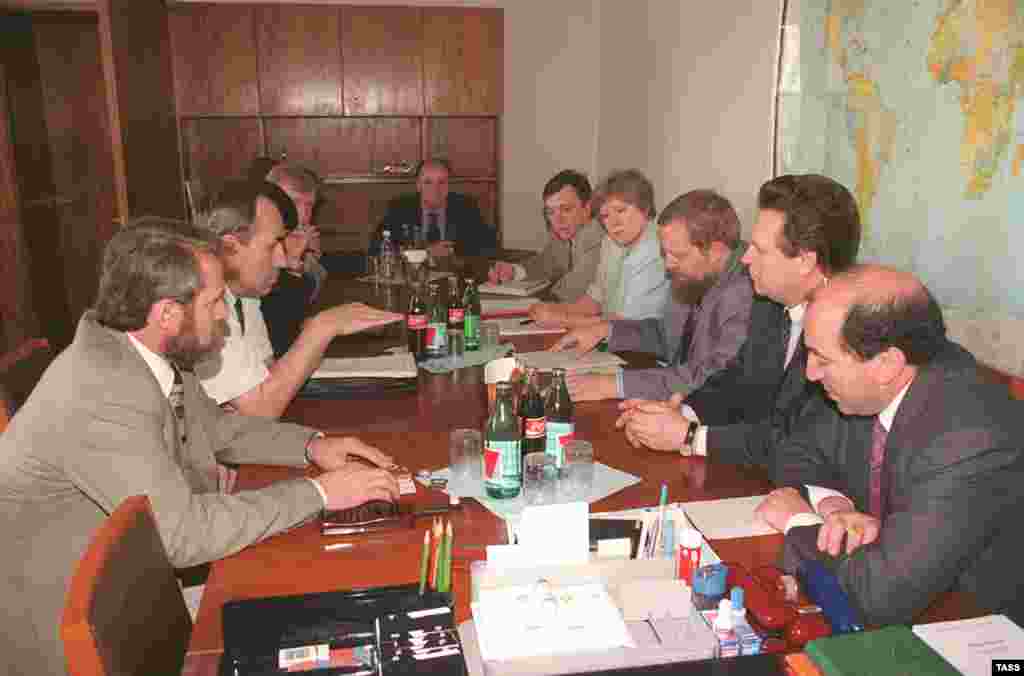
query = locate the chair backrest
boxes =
[61,496,192,676]
[0,337,54,433]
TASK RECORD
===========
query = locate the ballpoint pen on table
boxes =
[519,319,535,326]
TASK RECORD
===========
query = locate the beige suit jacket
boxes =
[0,313,324,676]
[520,219,603,301]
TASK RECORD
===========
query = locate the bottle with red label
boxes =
[424,281,448,359]
[406,281,428,360]
[519,367,546,460]
[447,277,465,355]
[484,382,521,499]
[544,367,574,470]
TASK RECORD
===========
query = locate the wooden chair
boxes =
[61,496,192,676]
[0,337,53,433]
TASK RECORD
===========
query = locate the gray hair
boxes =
[591,169,657,219]
[94,217,213,332]
[267,162,320,195]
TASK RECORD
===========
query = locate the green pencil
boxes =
[443,520,454,593]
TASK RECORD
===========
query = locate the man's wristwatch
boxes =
[681,421,697,456]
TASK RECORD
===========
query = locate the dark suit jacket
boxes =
[369,192,498,258]
[686,296,817,471]
[775,341,1024,626]
[261,271,316,358]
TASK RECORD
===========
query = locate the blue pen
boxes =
[653,483,668,557]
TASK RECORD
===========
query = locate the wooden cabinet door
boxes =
[98,0,185,223]
[266,117,420,178]
[341,7,423,116]
[422,8,502,115]
[257,4,342,116]
[169,4,259,115]
[181,118,264,199]
[426,118,497,177]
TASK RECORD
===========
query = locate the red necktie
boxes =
[869,418,888,518]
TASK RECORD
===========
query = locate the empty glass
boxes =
[448,428,483,490]
[522,452,558,506]
[561,439,595,500]
[481,322,501,348]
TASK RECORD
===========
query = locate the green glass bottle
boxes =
[463,277,481,351]
[545,367,574,470]
[484,382,521,499]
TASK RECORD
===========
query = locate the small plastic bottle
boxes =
[379,230,398,279]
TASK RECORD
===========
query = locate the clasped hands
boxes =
[308,436,400,511]
[755,488,881,556]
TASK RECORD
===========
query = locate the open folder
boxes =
[477,279,550,297]
[312,353,417,379]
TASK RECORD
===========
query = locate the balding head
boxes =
[804,265,946,416]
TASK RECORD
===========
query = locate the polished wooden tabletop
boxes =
[182,275,984,674]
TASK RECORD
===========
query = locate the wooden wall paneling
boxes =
[99,0,185,224]
[181,118,265,199]
[33,13,117,331]
[257,4,342,115]
[371,118,421,175]
[169,4,259,115]
[426,117,496,177]
[0,61,39,352]
[265,117,372,176]
[341,7,423,116]
[318,181,412,251]
[422,8,503,115]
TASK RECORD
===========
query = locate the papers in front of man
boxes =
[516,350,625,374]
[311,352,418,379]
[493,317,566,336]
[913,615,1024,676]
[478,279,550,297]
[481,297,539,317]
[681,495,778,540]
[471,582,634,662]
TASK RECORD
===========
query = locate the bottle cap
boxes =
[715,599,734,631]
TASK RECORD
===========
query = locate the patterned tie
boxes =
[426,212,441,243]
[169,364,188,447]
[675,304,700,365]
[568,238,574,271]
[780,310,793,368]
[868,417,888,518]
[234,297,245,335]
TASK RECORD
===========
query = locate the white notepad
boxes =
[481,297,538,316]
[516,350,626,374]
[493,317,566,336]
[311,353,418,379]
[681,495,778,540]
[478,279,550,296]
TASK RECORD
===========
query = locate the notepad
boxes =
[516,350,626,374]
[478,279,550,296]
[312,353,418,379]
[480,297,539,317]
[493,317,567,336]
[681,495,778,540]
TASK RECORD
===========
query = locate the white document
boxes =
[478,279,550,297]
[480,297,539,315]
[471,582,634,661]
[516,350,626,374]
[682,495,778,540]
[617,579,692,622]
[913,614,1024,676]
[493,317,567,337]
[311,353,418,379]
[517,502,590,566]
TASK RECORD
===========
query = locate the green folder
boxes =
[805,626,959,676]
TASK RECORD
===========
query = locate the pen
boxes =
[519,319,535,326]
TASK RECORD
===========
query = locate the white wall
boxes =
[594,1,779,234]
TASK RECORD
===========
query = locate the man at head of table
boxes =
[756,264,1024,626]
[369,157,498,260]
[192,178,402,419]
[0,219,400,676]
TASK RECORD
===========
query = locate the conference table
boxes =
[181,267,982,675]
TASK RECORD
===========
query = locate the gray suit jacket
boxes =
[609,243,754,400]
[520,220,603,302]
[0,313,324,676]
[775,341,1024,626]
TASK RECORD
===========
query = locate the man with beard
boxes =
[616,175,861,470]
[194,179,401,417]
[0,220,399,676]
[552,189,753,402]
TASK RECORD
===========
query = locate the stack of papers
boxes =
[493,317,566,336]
[681,495,777,539]
[311,353,418,379]
[516,350,626,374]
[478,279,550,296]
[913,615,1024,676]
[481,297,538,317]
[471,582,634,661]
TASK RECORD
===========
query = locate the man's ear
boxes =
[798,249,819,278]
[582,201,592,221]
[871,346,907,387]
[148,298,183,334]
[221,233,241,256]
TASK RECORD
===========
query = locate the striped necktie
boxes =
[234,297,245,335]
[169,364,187,447]
[868,418,888,518]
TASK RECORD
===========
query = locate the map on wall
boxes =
[776,0,1024,323]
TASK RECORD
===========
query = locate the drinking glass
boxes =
[522,452,558,506]
[481,322,501,348]
[561,439,595,500]
[448,428,483,490]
